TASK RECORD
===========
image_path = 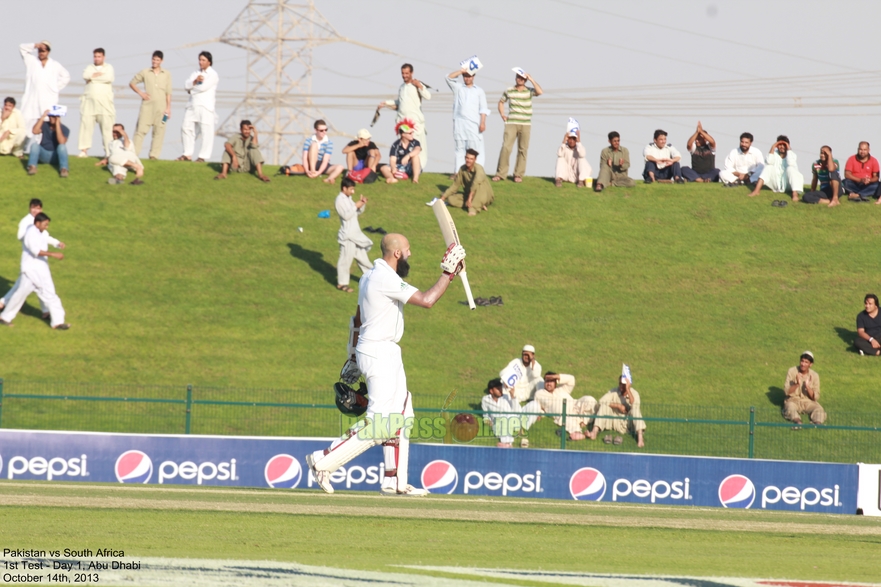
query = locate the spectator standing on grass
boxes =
[19,41,69,142]
[378,64,430,169]
[843,142,881,202]
[493,68,542,183]
[596,131,634,192]
[855,293,881,356]
[0,97,26,157]
[215,120,270,183]
[783,351,825,426]
[719,132,764,187]
[27,108,69,177]
[587,371,646,447]
[104,124,144,185]
[554,130,591,188]
[533,372,597,441]
[681,121,720,183]
[130,51,172,159]
[179,51,218,162]
[803,146,842,207]
[447,67,490,172]
[747,135,805,201]
[439,148,494,216]
[334,177,373,293]
[643,129,683,184]
[302,119,344,183]
[78,48,115,159]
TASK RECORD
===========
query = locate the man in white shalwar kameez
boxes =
[0,212,69,330]
[555,131,592,187]
[482,378,524,448]
[748,135,805,200]
[179,52,218,162]
[106,124,144,185]
[719,132,764,186]
[335,177,373,292]
[19,42,70,142]
[446,68,490,171]
[0,199,61,319]
[78,48,115,157]
[0,97,26,157]
[378,64,431,169]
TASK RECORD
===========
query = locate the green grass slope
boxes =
[1,156,880,421]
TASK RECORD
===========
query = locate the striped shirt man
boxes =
[303,134,333,162]
[499,87,537,125]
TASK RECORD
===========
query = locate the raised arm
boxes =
[526,74,543,96]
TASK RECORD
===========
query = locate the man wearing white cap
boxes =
[378,64,430,169]
[501,345,543,403]
[783,351,825,426]
[78,48,115,158]
[342,129,380,173]
[588,369,646,447]
[493,68,542,183]
[19,41,70,142]
[555,129,591,188]
[447,67,490,172]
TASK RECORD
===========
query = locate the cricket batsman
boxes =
[307,233,466,495]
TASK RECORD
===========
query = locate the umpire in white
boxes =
[335,176,373,292]
[307,233,465,495]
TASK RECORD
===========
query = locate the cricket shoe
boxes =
[305,453,334,494]
[380,484,428,497]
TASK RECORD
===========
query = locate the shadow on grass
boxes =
[435,184,449,193]
[0,274,45,322]
[834,326,858,352]
[287,243,337,287]
[766,386,786,408]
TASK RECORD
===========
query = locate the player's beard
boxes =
[396,257,411,278]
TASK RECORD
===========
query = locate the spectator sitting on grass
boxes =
[554,130,591,188]
[587,372,646,447]
[27,108,69,177]
[482,377,523,448]
[302,119,344,183]
[439,148,494,216]
[0,97,26,157]
[342,128,380,174]
[643,129,683,184]
[747,135,805,201]
[783,351,825,427]
[843,141,881,203]
[533,371,597,441]
[105,124,144,185]
[681,121,720,183]
[719,132,764,187]
[803,146,842,207]
[215,120,270,183]
[379,119,421,184]
[596,131,634,192]
[855,293,881,356]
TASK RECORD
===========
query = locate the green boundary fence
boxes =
[1,379,879,463]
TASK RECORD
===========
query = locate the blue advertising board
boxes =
[0,429,858,514]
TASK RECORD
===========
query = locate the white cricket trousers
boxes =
[2,275,48,314]
[0,266,65,327]
[181,106,215,160]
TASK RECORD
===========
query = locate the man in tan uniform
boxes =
[533,372,597,441]
[596,131,635,191]
[783,351,826,426]
[215,120,270,182]
[78,48,115,158]
[588,374,646,447]
[440,148,494,216]
[129,51,172,159]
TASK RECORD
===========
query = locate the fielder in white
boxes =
[307,233,466,495]
[19,41,69,142]
[78,48,115,158]
[179,51,218,162]
[0,212,69,330]
[335,176,373,292]
[0,199,59,319]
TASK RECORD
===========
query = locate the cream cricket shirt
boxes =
[356,259,418,349]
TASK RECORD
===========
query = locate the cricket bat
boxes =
[432,200,476,310]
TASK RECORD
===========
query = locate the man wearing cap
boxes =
[19,41,70,143]
[555,129,591,188]
[482,378,524,448]
[378,64,430,169]
[78,48,115,158]
[0,97,26,157]
[379,120,422,184]
[27,108,69,177]
[587,374,646,447]
[596,131,635,192]
[130,51,172,159]
[500,345,544,404]
[447,67,490,172]
[493,69,542,183]
[783,352,825,426]
[533,372,597,441]
[855,294,881,356]
[342,129,381,173]
[215,120,270,182]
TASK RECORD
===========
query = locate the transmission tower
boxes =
[216,0,392,165]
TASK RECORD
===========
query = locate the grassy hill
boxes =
[1,156,880,426]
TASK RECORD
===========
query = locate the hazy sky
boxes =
[2,0,879,175]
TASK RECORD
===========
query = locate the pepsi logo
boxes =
[421,460,458,494]
[718,474,756,509]
[115,450,153,484]
[569,467,607,501]
[264,454,303,489]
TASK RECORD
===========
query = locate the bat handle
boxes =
[459,269,476,310]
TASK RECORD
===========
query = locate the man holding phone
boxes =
[215,120,270,182]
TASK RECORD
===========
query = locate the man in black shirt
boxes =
[27,108,70,177]
[682,121,719,183]
[855,293,881,356]
[342,128,380,172]
[379,119,421,184]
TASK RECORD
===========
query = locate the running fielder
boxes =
[307,233,465,495]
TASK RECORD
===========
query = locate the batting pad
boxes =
[315,420,382,473]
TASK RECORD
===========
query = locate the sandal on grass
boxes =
[336,285,354,293]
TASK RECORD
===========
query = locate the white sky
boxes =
[2,0,879,174]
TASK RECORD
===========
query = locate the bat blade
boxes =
[370,108,381,127]
[432,200,476,310]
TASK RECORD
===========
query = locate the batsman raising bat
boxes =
[307,233,465,496]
